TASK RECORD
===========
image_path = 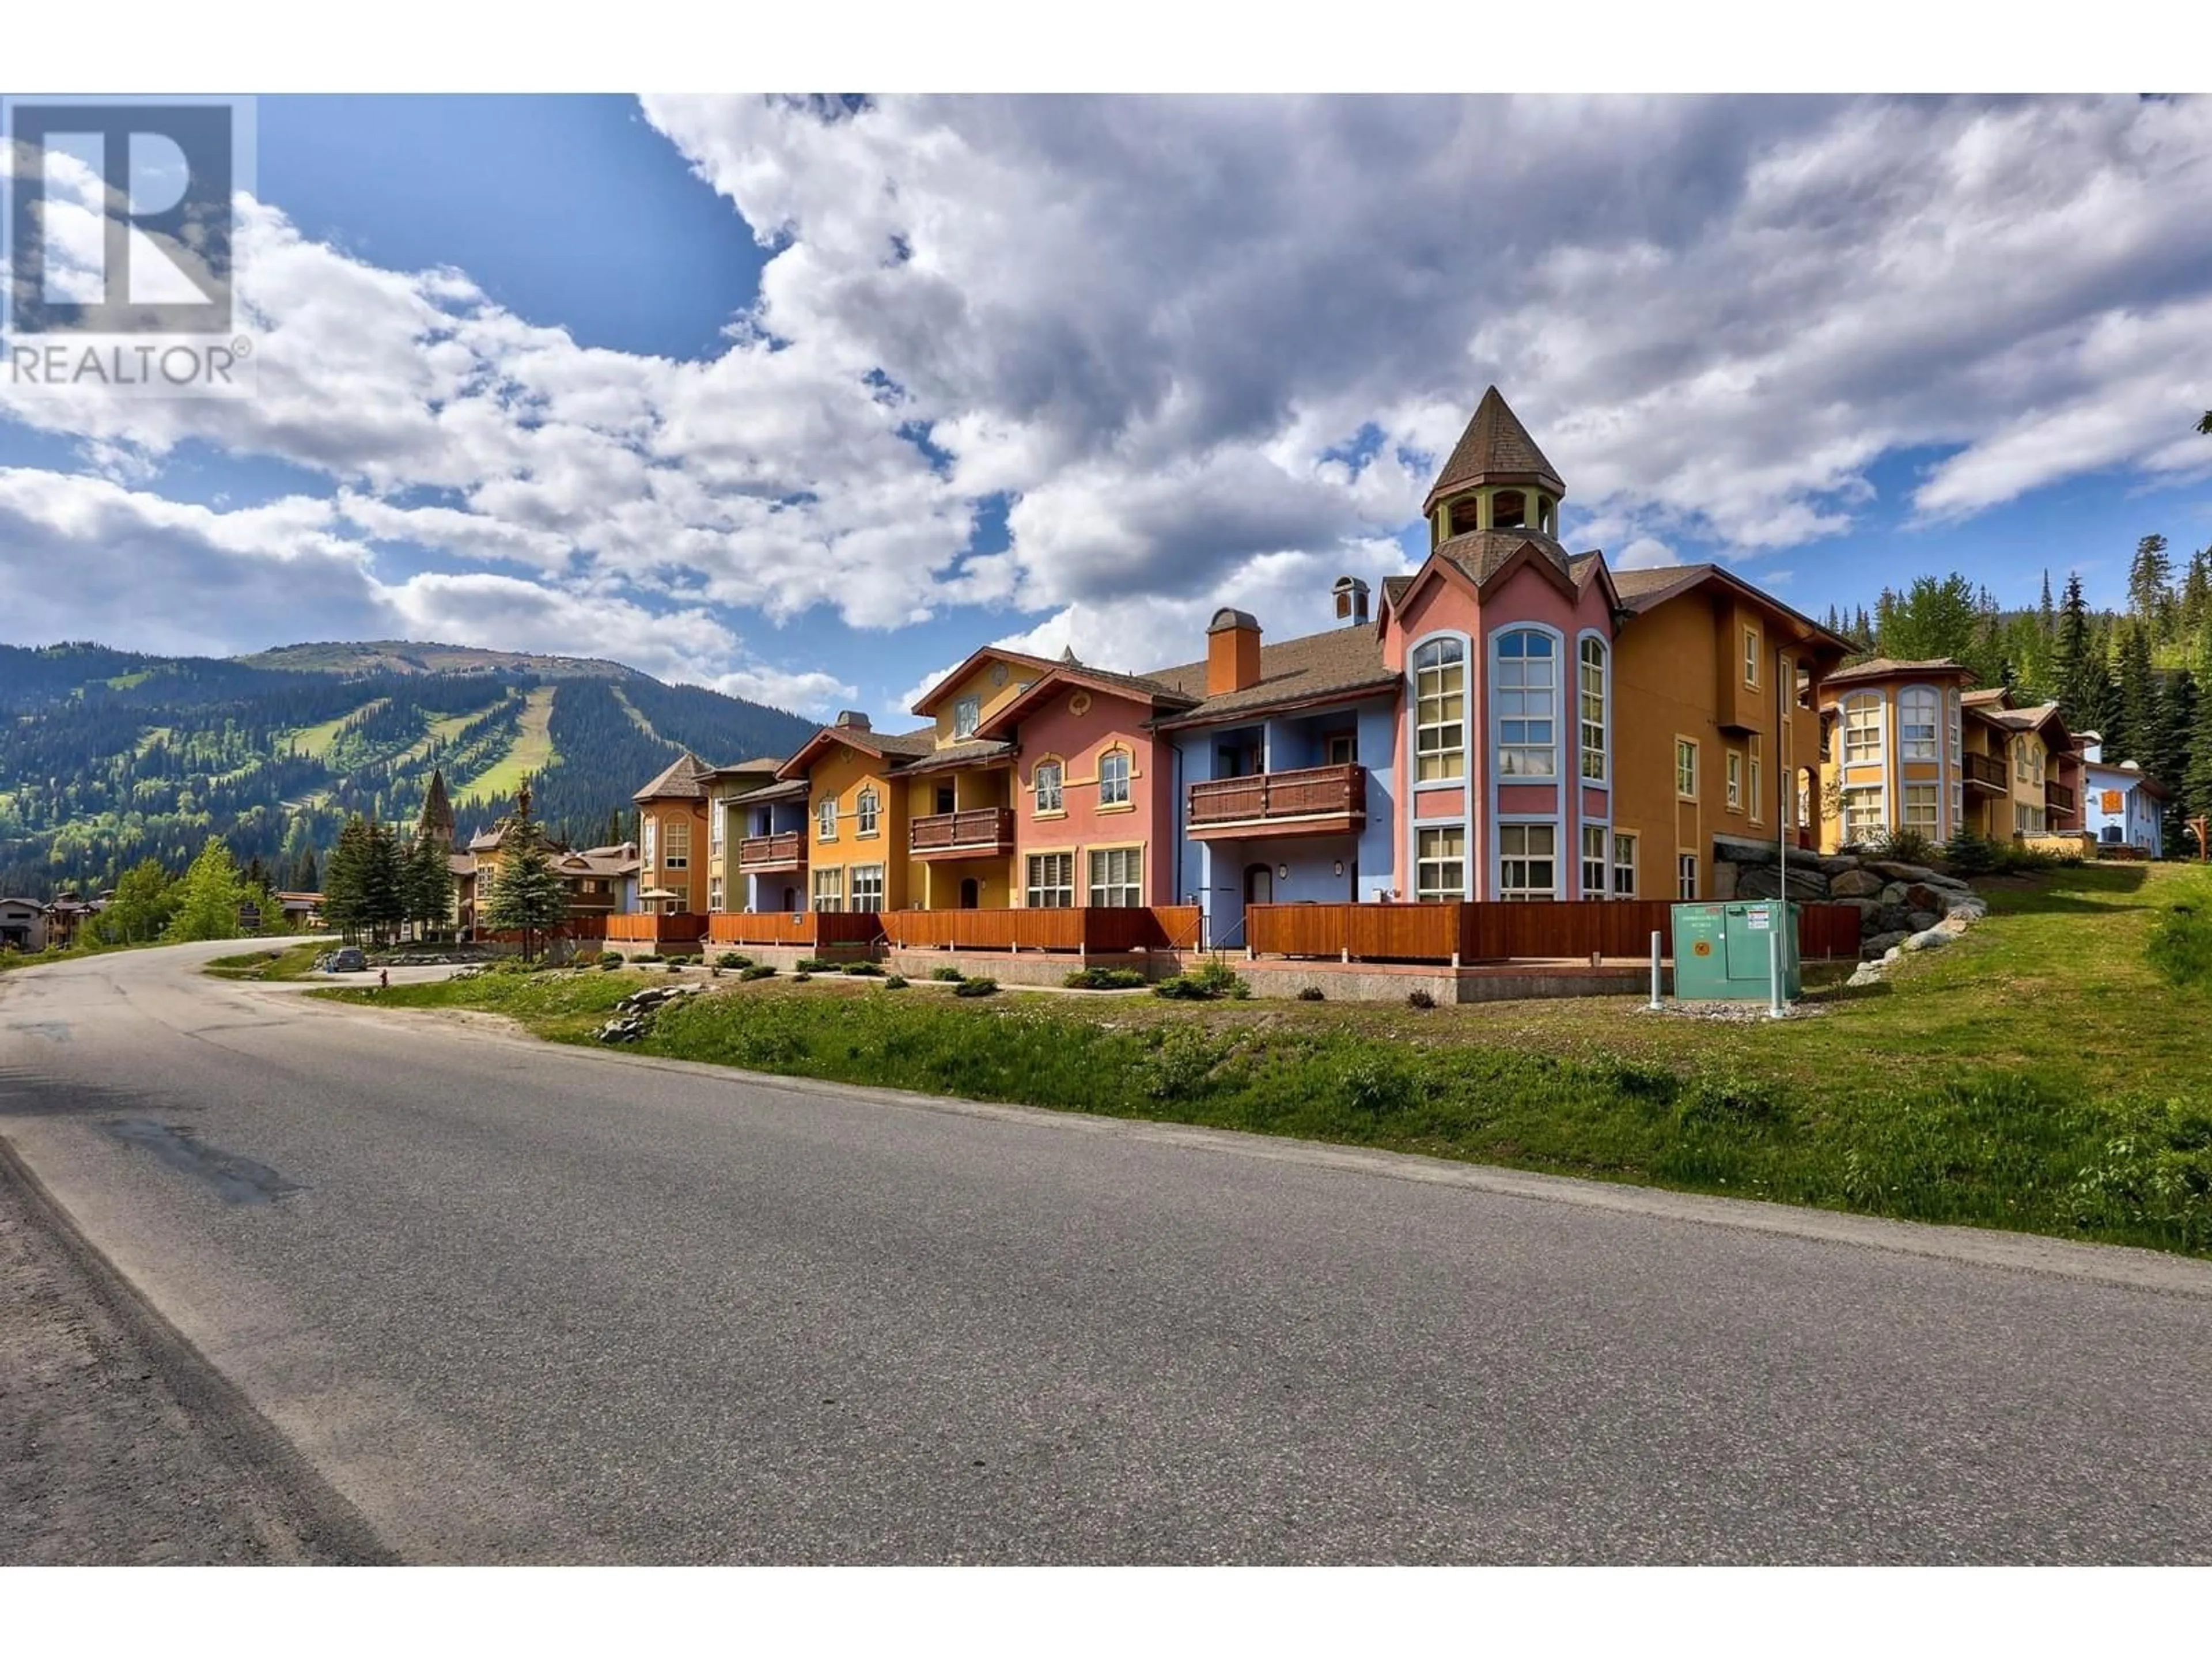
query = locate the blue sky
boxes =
[2,94,2209,722]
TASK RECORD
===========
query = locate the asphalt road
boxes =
[4,941,2210,1564]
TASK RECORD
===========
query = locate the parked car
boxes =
[326,946,368,973]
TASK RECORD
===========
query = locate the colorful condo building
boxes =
[1813,663,2081,850]
[634,387,1878,944]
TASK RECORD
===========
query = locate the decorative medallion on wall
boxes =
[1069,691,1092,716]
[991,662,1009,687]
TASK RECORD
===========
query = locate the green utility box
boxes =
[1670,899,1800,1001]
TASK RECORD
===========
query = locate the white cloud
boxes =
[6,93,2212,702]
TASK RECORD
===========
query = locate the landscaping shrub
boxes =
[1405,988,1437,1010]
[716,952,752,970]
[1153,957,1250,1001]
[881,975,909,990]
[632,952,664,964]
[842,961,887,977]
[1063,967,1147,990]
[1940,829,1999,877]
[952,976,999,998]
[1869,825,1940,866]
[929,966,966,983]
[739,964,777,981]
[598,950,626,968]
[1297,986,1326,1002]
[793,972,813,983]
[794,957,838,974]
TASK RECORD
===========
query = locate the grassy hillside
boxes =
[0,639,817,896]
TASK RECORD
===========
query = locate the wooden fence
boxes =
[705,910,882,948]
[605,912,710,946]
[1246,900,1863,964]
[881,905,1202,953]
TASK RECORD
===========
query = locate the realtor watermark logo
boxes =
[2,95,256,397]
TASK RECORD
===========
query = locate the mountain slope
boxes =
[0,640,818,896]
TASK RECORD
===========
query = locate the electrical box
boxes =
[1671,899,1800,1001]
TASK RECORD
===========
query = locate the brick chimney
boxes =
[834,710,871,731]
[1206,608,1262,696]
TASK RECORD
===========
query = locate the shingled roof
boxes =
[1821,657,1977,689]
[1422,386,1565,515]
[1147,625,1395,725]
[1434,526,1578,586]
[633,751,715,802]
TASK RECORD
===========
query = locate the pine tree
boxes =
[2180,547,2212,642]
[2112,625,2158,764]
[482,778,568,960]
[2039,569,2055,638]
[2185,638,2212,833]
[322,816,374,942]
[2052,573,2103,732]
[2127,533,2172,628]
[163,838,245,943]
[2152,668,2196,852]
[402,835,454,939]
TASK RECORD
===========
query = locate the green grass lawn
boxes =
[457,685,558,803]
[202,941,332,982]
[320,864,2212,1256]
[285,699,389,760]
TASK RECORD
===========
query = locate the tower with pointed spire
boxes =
[417,767,456,850]
[1423,385,1567,550]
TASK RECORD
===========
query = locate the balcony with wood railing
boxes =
[2044,779,2076,817]
[908,806,1016,859]
[1963,750,2008,791]
[737,831,807,872]
[1187,763,1366,839]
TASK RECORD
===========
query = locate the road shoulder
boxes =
[0,1136,395,1565]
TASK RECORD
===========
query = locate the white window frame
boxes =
[1676,738,1698,800]
[1726,751,1743,812]
[1611,832,1638,897]
[642,817,657,864]
[1749,737,1764,825]
[1098,749,1131,808]
[709,805,725,852]
[1025,852,1074,908]
[849,864,885,911]
[1578,637,1608,783]
[1744,626,1760,687]
[1843,784,1886,843]
[1581,824,1608,899]
[855,787,880,838]
[1033,760,1065,815]
[662,816,690,870]
[1676,853,1698,901]
[1086,847,1141,908]
[817,797,837,841]
[1900,686,1939,762]
[707,875,724,912]
[1493,628,1558,779]
[1413,638,1466,783]
[1415,825,1464,902]
[1843,694,1883,764]
[953,696,982,739]
[811,866,844,912]
[1497,823,1556,902]
[1903,785,1938,838]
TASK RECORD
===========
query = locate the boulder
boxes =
[1901,926,1953,953]
[1919,872,1971,893]
[1861,929,1911,958]
[1905,884,1942,912]
[1940,896,1988,923]
[1830,868,1885,899]
[1877,903,1913,934]
[1715,839,1777,866]
[1907,909,1940,932]
[1815,855,1865,878]
[1880,881,1912,906]
[1736,863,1828,902]
[1867,861,1938,883]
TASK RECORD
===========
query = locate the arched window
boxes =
[1494,629,1556,778]
[1843,694,1883,763]
[1577,637,1607,782]
[1034,760,1064,813]
[1099,748,1131,807]
[816,797,836,840]
[1412,639,1465,782]
[855,788,879,836]
[1900,687,1938,761]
